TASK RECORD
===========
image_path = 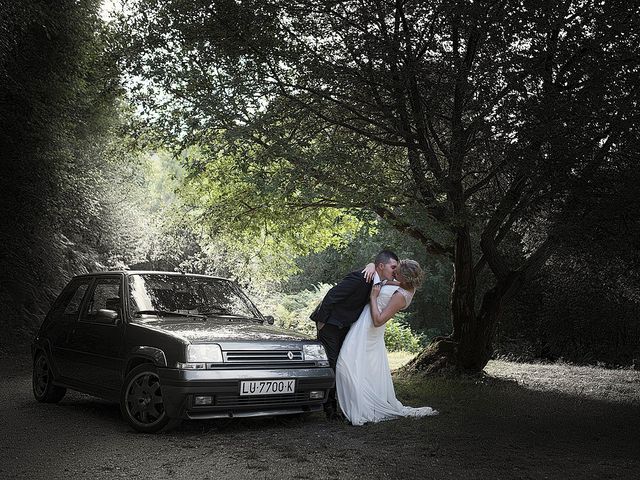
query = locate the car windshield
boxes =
[128,274,261,319]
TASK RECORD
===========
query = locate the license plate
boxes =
[239,379,296,396]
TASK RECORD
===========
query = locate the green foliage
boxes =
[498,255,640,366]
[116,0,640,241]
[280,221,454,332]
[494,147,640,366]
[384,315,423,353]
[0,0,125,347]
[116,0,640,338]
[254,284,331,338]
[254,283,427,353]
[0,1,187,349]
[177,146,367,269]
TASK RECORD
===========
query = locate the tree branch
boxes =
[372,205,454,257]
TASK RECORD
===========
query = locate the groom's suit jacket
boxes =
[310,270,373,329]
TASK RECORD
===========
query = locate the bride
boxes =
[335,259,438,426]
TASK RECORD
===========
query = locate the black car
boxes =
[32,271,333,432]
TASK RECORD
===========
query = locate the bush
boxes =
[384,314,424,353]
[256,284,426,353]
[255,283,332,338]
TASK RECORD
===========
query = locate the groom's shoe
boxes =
[324,402,341,421]
[334,411,347,422]
[324,405,336,420]
[325,406,346,422]
[327,411,345,421]
[334,412,350,423]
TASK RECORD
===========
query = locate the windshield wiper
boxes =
[134,310,206,320]
[199,307,233,315]
[211,314,263,323]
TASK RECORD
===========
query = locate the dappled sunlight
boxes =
[388,351,416,371]
[485,360,640,405]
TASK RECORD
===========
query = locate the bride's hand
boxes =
[371,284,381,298]
[362,262,376,282]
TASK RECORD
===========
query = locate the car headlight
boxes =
[187,344,223,362]
[303,344,329,365]
[177,344,223,369]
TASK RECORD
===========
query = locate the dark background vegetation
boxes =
[1,0,638,366]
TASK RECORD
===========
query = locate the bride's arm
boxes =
[369,286,406,327]
[361,262,375,282]
[361,262,400,285]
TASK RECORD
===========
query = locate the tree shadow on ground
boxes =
[7,353,640,479]
[380,371,640,478]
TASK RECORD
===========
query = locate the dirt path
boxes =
[1,356,639,479]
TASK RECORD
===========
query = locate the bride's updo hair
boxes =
[398,259,424,290]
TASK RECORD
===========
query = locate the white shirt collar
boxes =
[373,272,382,285]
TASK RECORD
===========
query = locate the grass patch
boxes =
[485,359,640,405]
[387,350,416,370]
[392,359,640,416]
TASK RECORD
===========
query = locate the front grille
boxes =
[224,350,304,363]
[215,393,309,407]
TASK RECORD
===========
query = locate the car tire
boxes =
[32,352,66,403]
[120,364,172,433]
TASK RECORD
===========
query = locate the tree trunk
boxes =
[400,226,504,375]
[399,285,503,375]
[450,224,476,341]
[457,285,503,370]
[400,242,553,376]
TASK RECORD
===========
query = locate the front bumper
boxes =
[158,366,335,419]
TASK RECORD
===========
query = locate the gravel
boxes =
[2,355,639,479]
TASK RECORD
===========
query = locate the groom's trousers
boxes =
[317,322,350,414]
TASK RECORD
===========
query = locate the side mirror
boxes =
[264,315,275,325]
[95,308,119,325]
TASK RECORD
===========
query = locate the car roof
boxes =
[73,271,231,281]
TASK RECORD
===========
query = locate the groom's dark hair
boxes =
[374,249,399,265]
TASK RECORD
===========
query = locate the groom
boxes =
[310,249,399,419]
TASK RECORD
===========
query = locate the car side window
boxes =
[80,277,122,323]
[63,283,90,315]
[47,280,91,324]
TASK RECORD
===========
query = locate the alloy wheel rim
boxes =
[33,356,49,397]
[125,372,165,427]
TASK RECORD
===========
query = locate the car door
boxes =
[66,275,126,394]
[47,278,93,381]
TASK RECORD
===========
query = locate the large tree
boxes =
[116,0,640,371]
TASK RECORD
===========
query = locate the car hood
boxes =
[130,316,311,343]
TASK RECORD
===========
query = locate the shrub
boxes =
[257,284,426,353]
[256,283,332,337]
[384,314,424,353]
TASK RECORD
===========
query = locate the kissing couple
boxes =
[310,250,438,425]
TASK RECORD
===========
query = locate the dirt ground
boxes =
[1,353,639,480]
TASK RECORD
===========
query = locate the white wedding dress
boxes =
[336,284,438,426]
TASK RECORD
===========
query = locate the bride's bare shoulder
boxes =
[393,287,415,307]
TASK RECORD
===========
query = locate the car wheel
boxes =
[32,353,66,403]
[120,364,171,433]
